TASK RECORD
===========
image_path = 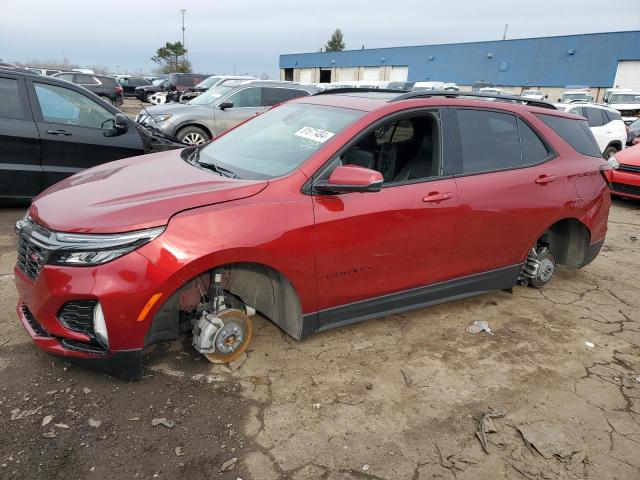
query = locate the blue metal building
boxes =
[279,31,640,89]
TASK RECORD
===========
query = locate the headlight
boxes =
[152,114,172,122]
[49,226,165,266]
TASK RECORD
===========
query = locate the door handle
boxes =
[423,192,453,203]
[535,175,556,185]
[45,129,72,136]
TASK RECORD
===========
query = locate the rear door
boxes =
[0,73,43,198]
[448,108,565,277]
[26,79,144,188]
[213,86,264,136]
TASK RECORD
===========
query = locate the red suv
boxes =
[15,90,612,377]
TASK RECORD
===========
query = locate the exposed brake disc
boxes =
[204,309,253,364]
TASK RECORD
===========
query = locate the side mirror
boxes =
[544,94,548,99]
[219,101,234,110]
[103,113,129,137]
[557,98,562,102]
[315,165,383,194]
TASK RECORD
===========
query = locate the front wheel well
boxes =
[145,262,305,347]
[605,141,622,152]
[176,123,213,139]
[537,218,591,269]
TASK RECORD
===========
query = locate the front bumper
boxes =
[609,167,640,199]
[15,250,177,378]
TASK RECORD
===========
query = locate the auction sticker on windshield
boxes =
[294,126,335,143]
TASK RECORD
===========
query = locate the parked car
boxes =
[179,75,257,102]
[603,143,640,200]
[116,77,152,96]
[14,90,611,377]
[135,78,169,101]
[626,118,640,146]
[602,88,632,104]
[603,91,640,124]
[558,89,593,103]
[52,72,124,106]
[137,80,318,144]
[0,68,180,200]
[27,68,54,76]
[413,81,446,91]
[386,81,415,91]
[555,103,626,158]
[479,87,507,96]
[521,90,546,100]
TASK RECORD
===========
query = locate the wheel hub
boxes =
[538,258,555,282]
[204,309,253,364]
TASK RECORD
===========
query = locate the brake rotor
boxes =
[205,309,253,364]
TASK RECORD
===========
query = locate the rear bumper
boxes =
[17,303,143,379]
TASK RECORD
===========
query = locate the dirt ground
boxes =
[1,197,640,478]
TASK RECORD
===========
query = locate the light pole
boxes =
[179,9,187,64]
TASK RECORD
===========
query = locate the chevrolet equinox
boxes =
[15,90,612,378]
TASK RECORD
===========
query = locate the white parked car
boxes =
[603,91,640,124]
[413,81,446,91]
[558,89,593,103]
[478,87,508,96]
[521,89,546,100]
[555,103,626,158]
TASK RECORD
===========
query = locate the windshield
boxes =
[630,119,640,132]
[561,93,591,102]
[196,103,364,179]
[522,90,541,95]
[195,76,222,89]
[609,94,640,104]
[152,78,166,86]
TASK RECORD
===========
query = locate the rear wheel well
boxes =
[538,218,591,269]
[606,141,622,152]
[146,262,305,347]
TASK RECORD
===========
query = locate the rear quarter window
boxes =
[536,114,601,158]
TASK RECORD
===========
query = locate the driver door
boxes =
[27,80,143,188]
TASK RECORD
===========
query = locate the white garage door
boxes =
[363,67,380,82]
[614,61,640,90]
[337,67,356,82]
[390,66,409,82]
[299,69,314,84]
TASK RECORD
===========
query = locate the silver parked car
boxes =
[136,80,319,145]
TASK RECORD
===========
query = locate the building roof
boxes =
[280,31,640,88]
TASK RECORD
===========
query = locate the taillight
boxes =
[115,85,123,94]
[599,164,613,187]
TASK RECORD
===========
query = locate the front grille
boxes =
[21,304,49,337]
[618,109,640,117]
[618,163,640,174]
[16,237,47,280]
[57,301,97,336]
[612,182,640,196]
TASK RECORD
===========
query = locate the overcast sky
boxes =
[1,0,639,77]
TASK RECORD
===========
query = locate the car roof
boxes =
[555,102,618,112]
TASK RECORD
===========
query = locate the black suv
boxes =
[117,77,152,97]
[0,69,181,200]
[52,72,124,106]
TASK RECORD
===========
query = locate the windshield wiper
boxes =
[187,147,240,179]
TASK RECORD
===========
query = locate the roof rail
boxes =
[314,87,409,96]
[389,91,557,110]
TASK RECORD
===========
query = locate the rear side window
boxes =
[604,109,622,122]
[457,110,522,174]
[584,107,606,127]
[227,87,262,108]
[0,78,25,120]
[518,119,551,165]
[263,88,300,106]
[537,114,601,157]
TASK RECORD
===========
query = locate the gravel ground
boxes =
[1,193,639,478]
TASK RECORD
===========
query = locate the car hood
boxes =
[617,144,640,166]
[29,150,268,234]
[609,104,640,110]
